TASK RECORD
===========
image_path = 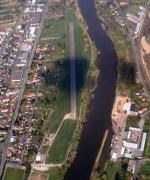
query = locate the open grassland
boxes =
[48,167,61,180]
[130,0,149,4]
[140,161,150,175]
[144,117,150,157]
[46,120,77,163]
[99,161,129,180]
[41,18,66,38]
[38,7,91,134]
[3,167,25,180]
[125,4,140,15]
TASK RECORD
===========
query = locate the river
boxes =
[64,0,118,179]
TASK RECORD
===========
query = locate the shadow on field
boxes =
[118,60,135,85]
[42,57,89,94]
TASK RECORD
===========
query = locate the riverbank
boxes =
[64,0,118,178]
[92,1,150,179]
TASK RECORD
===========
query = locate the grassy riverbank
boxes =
[45,0,99,179]
[92,0,135,179]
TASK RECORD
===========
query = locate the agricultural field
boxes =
[3,166,25,180]
[124,4,140,15]
[46,120,77,163]
[40,18,66,39]
[48,167,61,180]
[140,161,150,176]
[0,0,23,26]
[144,117,150,157]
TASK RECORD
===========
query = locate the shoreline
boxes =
[61,0,99,165]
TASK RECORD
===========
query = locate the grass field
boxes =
[3,167,25,180]
[144,117,150,157]
[0,0,22,25]
[48,167,61,180]
[140,161,150,175]
[130,0,149,5]
[41,18,66,38]
[48,89,71,133]
[145,134,150,157]
[39,7,91,134]
[125,4,140,15]
[46,120,77,163]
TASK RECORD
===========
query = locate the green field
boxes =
[140,162,150,175]
[144,117,150,157]
[41,18,66,38]
[100,161,128,180]
[46,120,77,163]
[48,167,61,180]
[125,116,139,130]
[39,7,91,134]
[3,167,25,180]
[125,4,140,15]
[130,0,149,4]
[145,134,150,157]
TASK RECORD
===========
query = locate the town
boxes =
[1,0,150,180]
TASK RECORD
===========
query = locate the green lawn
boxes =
[145,135,150,157]
[141,175,150,180]
[46,120,77,163]
[48,167,62,180]
[41,18,66,38]
[41,8,91,134]
[3,167,25,180]
[140,162,150,175]
[144,118,150,157]
[48,89,71,133]
[130,0,149,5]
[125,116,139,131]
[125,5,140,15]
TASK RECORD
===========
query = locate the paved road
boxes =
[0,2,49,177]
[69,23,76,120]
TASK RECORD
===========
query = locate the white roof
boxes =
[123,140,138,149]
[124,153,133,158]
[120,147,125,156]
[36,152,41,161]
[127,130,131,139]
[31,0,36,5]
[111,152,117,160]
[10,137,15,143]
[129,127,141,132]
[140,132,147,152]
[123,102,131,114]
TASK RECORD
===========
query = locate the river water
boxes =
[65,0,118,179]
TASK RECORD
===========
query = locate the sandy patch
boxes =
[140,36,150,79]
[141,36,150,54]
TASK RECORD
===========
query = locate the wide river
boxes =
[65,0,118,179]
